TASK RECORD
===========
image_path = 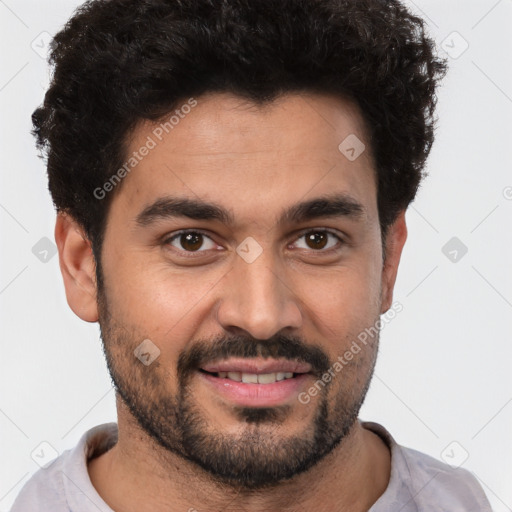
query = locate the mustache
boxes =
[177,333,331,380]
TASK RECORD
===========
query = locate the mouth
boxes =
[199,370,297,384]
[197,358,313,407]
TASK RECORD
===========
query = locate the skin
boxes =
[55,92,407,512]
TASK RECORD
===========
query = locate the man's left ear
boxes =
[380,210,407,314]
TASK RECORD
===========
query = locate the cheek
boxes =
[101,253,225,350]
[297,258,382,329]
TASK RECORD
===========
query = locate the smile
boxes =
[198,358,312,407]
[206,371,295,383]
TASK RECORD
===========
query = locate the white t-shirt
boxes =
[10,421,493,511]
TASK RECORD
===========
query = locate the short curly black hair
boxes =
[33,0,447,260]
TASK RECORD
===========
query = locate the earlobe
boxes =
[55,213,99,322]
[380,210,408,314]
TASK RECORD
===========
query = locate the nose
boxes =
[215,246,303,340]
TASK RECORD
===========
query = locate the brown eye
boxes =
[166,231,216,252]
[180,232,203,251]
[293,230,342,251]
[305,232,328,250]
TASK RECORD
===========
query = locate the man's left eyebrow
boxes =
[134,193,365,228]
[279,194,366,226]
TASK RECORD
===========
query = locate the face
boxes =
[89,92,402,489]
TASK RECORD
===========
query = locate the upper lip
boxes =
[200,358,312,374]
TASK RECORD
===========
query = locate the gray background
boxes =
[1,0,511,510]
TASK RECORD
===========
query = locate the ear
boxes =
[380,210,407,314]
[55,212,99,322]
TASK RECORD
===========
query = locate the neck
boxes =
[88,401,391,512]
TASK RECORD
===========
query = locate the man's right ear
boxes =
[55,213,99,322]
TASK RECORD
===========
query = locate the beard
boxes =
[97,288,379,490]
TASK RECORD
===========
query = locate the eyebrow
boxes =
[135,193,365,228]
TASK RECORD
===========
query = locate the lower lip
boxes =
[199,372,311,407]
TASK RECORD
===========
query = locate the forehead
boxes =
[110,92,377,227]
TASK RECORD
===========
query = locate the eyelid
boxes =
[163,229,220,254]
[290,227,346,249]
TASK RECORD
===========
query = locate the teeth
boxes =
[217,371,296,383]
[241,373,258,383]
[257,373,276,384]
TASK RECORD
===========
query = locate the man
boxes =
[11,0,492,510]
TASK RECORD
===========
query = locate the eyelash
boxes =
[163,228,345,258]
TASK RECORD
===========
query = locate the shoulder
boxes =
[398,444,492,510]
[363,421,493,512]
[9,423,118,512]
[9,453,68,511]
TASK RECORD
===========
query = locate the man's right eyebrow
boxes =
[135,196,234,227]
